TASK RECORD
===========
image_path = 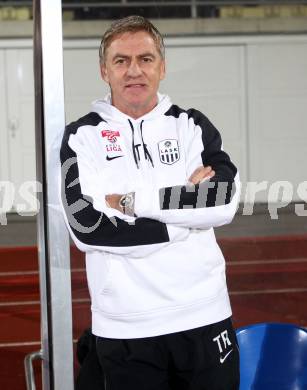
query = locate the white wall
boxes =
[63,48,108,123]
[161,44,247,184]
[0,50,8,182]
[247,41,307,202]
[0,35,307,211]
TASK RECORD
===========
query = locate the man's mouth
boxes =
[125,83,146,89]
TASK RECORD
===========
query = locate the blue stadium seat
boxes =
[236,322,307,390]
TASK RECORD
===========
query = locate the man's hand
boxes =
[105,194,123,212]
[188,166,215,185]
[105,193,135,216]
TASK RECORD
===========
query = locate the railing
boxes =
[1,1,307,21]
[1,0,307,4]
[24,351,43,390]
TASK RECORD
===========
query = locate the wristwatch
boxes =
[119,192,135,216]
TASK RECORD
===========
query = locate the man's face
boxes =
[100,30,165,118]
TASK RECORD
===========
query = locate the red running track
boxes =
[0,234,307,389]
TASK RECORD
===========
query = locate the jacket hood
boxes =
[91,93,172,124]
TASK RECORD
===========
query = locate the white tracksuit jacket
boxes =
[60,93,240,339]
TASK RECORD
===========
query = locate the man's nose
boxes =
[126,60,142,77]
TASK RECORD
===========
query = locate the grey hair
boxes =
[99,15,165,64]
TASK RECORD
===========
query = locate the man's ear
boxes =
[160,60,166,81]
[100,63,109,83]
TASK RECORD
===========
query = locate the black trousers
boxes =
[95,317,240,390]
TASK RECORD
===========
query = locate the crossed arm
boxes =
[61,112,239,256]
[105,166,215,214]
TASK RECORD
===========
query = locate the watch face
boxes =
[124,194,134,207]
[119,194,133,207]
[118,192,134,216]
[119,192,135,216]
[119,195,126,208]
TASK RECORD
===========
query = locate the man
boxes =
[60,15,240,390]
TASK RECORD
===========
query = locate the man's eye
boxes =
[143,57,153,63]
[115,59,125,64]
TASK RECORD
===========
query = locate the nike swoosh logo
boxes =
[106,155,123,161]
[220,349,233,364]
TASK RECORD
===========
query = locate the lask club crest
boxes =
[158,139,180,165]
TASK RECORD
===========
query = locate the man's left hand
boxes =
[188,166,215,185]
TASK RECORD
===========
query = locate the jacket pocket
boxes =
[85,253,114,305]
[99,256,113,295]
